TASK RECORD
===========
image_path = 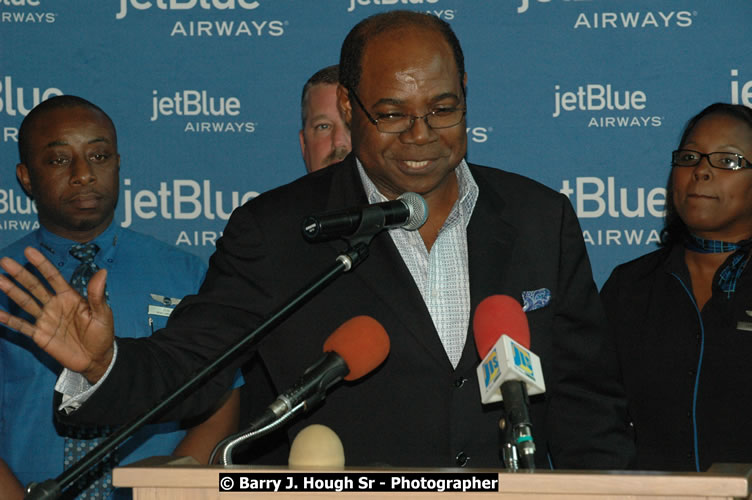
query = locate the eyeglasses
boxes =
[348,88,466,134]
[671,149,752,171]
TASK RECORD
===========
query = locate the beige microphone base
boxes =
[288,424,345,469]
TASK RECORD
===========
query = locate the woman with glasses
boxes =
[600,102,752,472]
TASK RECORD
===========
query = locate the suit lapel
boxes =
[323,156,452,368]
[457,165,519,372]
[356,230,454,367]
[321,160,522,371]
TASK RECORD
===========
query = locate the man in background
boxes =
[0,95,239,499]
[299,65,351,172]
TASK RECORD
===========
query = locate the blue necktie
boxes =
[69,243,101,298]
[63,243,116,499]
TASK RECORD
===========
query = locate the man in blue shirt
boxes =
[0,95,239,499]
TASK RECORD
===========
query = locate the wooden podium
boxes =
[114,458,752,499]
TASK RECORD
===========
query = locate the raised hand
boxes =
[0,246,114,383]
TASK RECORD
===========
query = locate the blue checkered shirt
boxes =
[356,159,479,367]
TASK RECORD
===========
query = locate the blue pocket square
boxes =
[521,288,551,312]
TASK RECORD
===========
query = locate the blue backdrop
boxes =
[2,0,751,287]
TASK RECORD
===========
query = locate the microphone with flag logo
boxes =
[473,295,545,470]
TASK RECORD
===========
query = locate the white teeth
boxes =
[404,160,429,168]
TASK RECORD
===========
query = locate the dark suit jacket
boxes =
[601,245,752,471]
[62,156,633,469]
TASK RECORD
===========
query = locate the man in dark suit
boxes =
[0,11,633,470]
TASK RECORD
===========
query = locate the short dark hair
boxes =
[661,102,752,246]
[17,95,116,165]
[300,64,340,127]
[339,10,465,94]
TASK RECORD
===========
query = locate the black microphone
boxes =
[302,192,428,242]
[245,316,390,433]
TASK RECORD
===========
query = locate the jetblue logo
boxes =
[513,344,534,379]
[117,0,260,20]
[348,0,439,13]
[560,177,665,219]
[517,0,549,15]
[0,76,62,117]
[0,0,57,25]
[730,69,752,107]
[553,84,647,118]
[150,89,241,122]
[482,350,500,388]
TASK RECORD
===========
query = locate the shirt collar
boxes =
[355,157,478,228]
[36,222,121,265]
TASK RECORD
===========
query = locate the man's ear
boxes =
[336,84,352,127]
[16,163,33,197]
[299,129,306,157]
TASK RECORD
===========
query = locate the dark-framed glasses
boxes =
[671,149,752,171]
[348,88,466,134]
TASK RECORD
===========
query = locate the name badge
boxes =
[148,304,174,317]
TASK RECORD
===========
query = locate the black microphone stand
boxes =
[26,231,378,500]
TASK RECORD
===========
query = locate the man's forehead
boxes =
[44,136,113,147]
[55,106,111,124]
[358,33,459,100]
[28,109,117,150]
[305,84,340,123]
[34,107,111,130]
[361,28,454,72]
[308,83,338,100]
